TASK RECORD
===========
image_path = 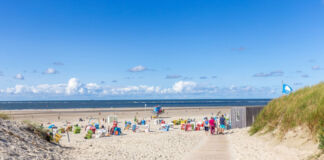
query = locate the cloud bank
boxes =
[0,78,277,99]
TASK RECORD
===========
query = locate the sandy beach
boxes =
[1,107,322,160]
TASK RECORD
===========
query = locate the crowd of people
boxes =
[203,115,227,135]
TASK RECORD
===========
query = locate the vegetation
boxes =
[0,112,9,120]
[23,120,52,142]
[249,82,324,148]
[319,120,324,151]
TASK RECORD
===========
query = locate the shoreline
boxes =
[2,105,262,114]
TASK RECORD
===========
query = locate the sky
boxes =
[0,0,323,100]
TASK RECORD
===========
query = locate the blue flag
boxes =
[282,84,293,94]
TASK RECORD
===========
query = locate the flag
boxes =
[282,84,293,94]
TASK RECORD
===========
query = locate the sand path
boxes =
[184,134,231,160]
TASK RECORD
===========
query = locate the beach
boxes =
[2,107,322,160]
[4,107,229,160]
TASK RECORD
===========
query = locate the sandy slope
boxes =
[0,119,69,160]
[228,127,323,160]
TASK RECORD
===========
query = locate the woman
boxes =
[209,117,215,135]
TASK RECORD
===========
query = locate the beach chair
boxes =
[160,124,170,131]
[54,133,62,143]
[181,124,186,130]
[85,130,93,139]
[145,124,150,133]
[74,126,81,134]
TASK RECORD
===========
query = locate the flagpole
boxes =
[281,80,283,96]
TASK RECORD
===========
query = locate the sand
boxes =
[228,127,323,160]
[4,107,230,160]
[2,107,322,160]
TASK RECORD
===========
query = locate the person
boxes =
[214,116,219,135]
[204,117,209,135]
[219,115,226,134]
[209,117,215,135]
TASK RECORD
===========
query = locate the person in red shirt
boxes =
[209,117,215,135]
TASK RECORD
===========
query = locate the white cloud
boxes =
[14,74,24,80]
[66,78,82,95]
[0,78,277,98]
[172,81,196,93]
[43,68,58,74]
[128,65,147,72]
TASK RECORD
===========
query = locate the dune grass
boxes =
[23,120,52,142]
[0,112,9,120]
[249,82,324,150]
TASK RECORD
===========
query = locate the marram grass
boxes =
[249,82,324,144]
[0,113,9,120]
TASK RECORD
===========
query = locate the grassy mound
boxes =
[249,82,324,149]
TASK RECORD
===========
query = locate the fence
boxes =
[230,106,264,128]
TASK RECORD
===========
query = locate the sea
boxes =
[0,99,271,110]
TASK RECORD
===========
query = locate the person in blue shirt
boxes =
[204,117,209,135]
[219,115,226,134]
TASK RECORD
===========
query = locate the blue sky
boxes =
[0,0,323,100]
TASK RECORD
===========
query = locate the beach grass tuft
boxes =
[0,112,9,120]
[23,120,52,142]
[249,82,324,147]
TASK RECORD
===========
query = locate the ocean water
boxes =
[0,99,271,110]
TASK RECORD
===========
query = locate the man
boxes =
[219,115,226,134]
[209,117,215,135]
